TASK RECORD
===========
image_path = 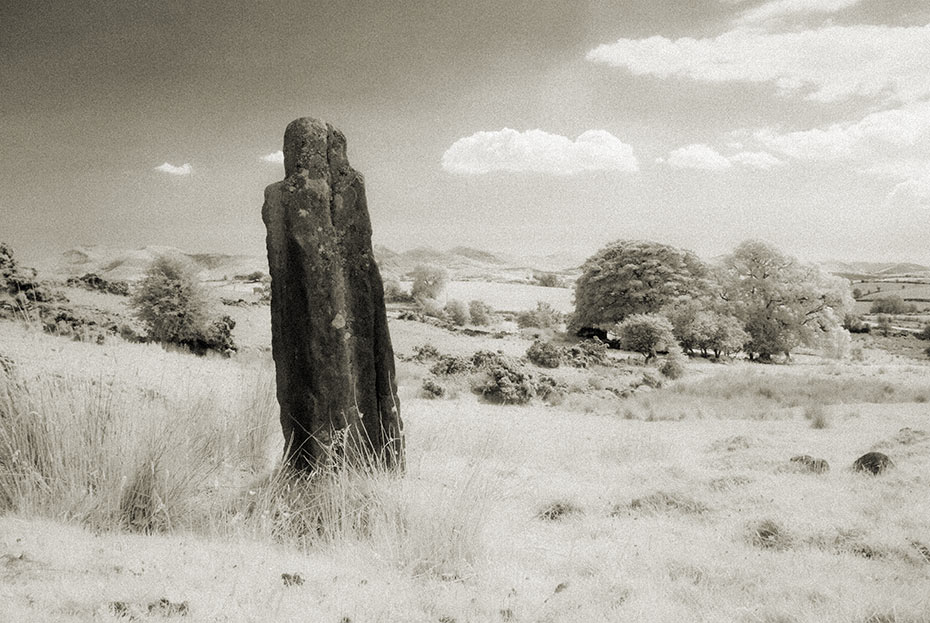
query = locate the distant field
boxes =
[853,281,930,301]
[402,280,574,312]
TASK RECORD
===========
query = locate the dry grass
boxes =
[2,319,930,621]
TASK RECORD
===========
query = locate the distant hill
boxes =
[820,261,930,280]
[42,245,267,282]
[40,244,580,285]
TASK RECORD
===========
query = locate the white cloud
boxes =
[586,24,930,103]
[729,150,785,169]
[441,128,639,175]
[735,0,864,25]
[753,101,930,161]
[154,162,192,176]
[744,102,930,205]
[667,144,733,170]
[665,143,783,170]
[260,150,284,164]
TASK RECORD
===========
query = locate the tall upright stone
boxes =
[262,118,403,472]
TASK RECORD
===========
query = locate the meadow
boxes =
[3,298,930,622]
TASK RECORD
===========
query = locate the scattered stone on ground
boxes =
[789,455,830,474]
[853,451,894,475]
[147,598,189,617]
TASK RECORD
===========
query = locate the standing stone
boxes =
[262,118,403,472]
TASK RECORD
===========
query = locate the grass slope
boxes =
[2,320,930,622]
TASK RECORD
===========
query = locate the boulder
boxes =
[789,455,829,474]
[853,451,894,475]
[262,118,403,471]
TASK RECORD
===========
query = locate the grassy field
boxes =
[2,305,930,622]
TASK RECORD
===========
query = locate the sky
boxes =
[2,0,929,265]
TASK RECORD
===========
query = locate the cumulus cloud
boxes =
[441,128,639,175]
[586,24,930,103]
[667,144,733,170]
[260,150,284,164]
[735,0,864,25]
[752,101,930,161]
[154,162,192,176]
[743,102,930,205]
[665,143,783,171]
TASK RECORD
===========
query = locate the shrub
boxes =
[526,340,562,368]
[383,279,413,303]
[562,339,609,368]
[516,302,562,329]
[843,314,870,333]
[410,265,448,301]
[66,273,130,296]
[420,377,445,399]
[412,343,441,361]
[430,355,474,376]
[130,256,236,355]
[870,295,915,314]
[418,297,446,319]
[616,314,675,361]
[471,353,536,404]
[875,314,893,337]
[444,299,469,326]
[468,300,493,325]
[660,356,685,379]
[918,324,930,341]
[533,272,563,288]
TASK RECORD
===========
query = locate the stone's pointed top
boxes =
[283,117,351,180]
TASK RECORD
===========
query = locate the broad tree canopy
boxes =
[718,240,852,359]
[571,240,709,332]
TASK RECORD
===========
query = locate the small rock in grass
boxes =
[789,455,830,474]
[853,452,894,475]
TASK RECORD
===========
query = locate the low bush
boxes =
[526,340,562,368]
[918,324,930,341]
[659,356,686,379]
[444,299,469,326]
[418,297,446,320]
[412,343,441,361]
[420,377,445,399]
[468,300,493,325]
[430,354,474,376]
[66,273,130,296]
[516,302,562,329]
[471,352,536,404]
[562,338,609,367]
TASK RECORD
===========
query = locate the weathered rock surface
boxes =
[789,455,830,474]
[853,451,893,475]
[262,117,403,471]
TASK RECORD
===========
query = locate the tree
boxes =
[571,240,709,333]
[717,240,852,361]
[615,313,675,362]
[870,295,914,314]
[130,256,236,354]
[410,264,448,301]
[469,300,493,325]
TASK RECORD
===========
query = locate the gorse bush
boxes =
[130,256,237,355]
[526,340,562,368]
[516,302,562,329]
